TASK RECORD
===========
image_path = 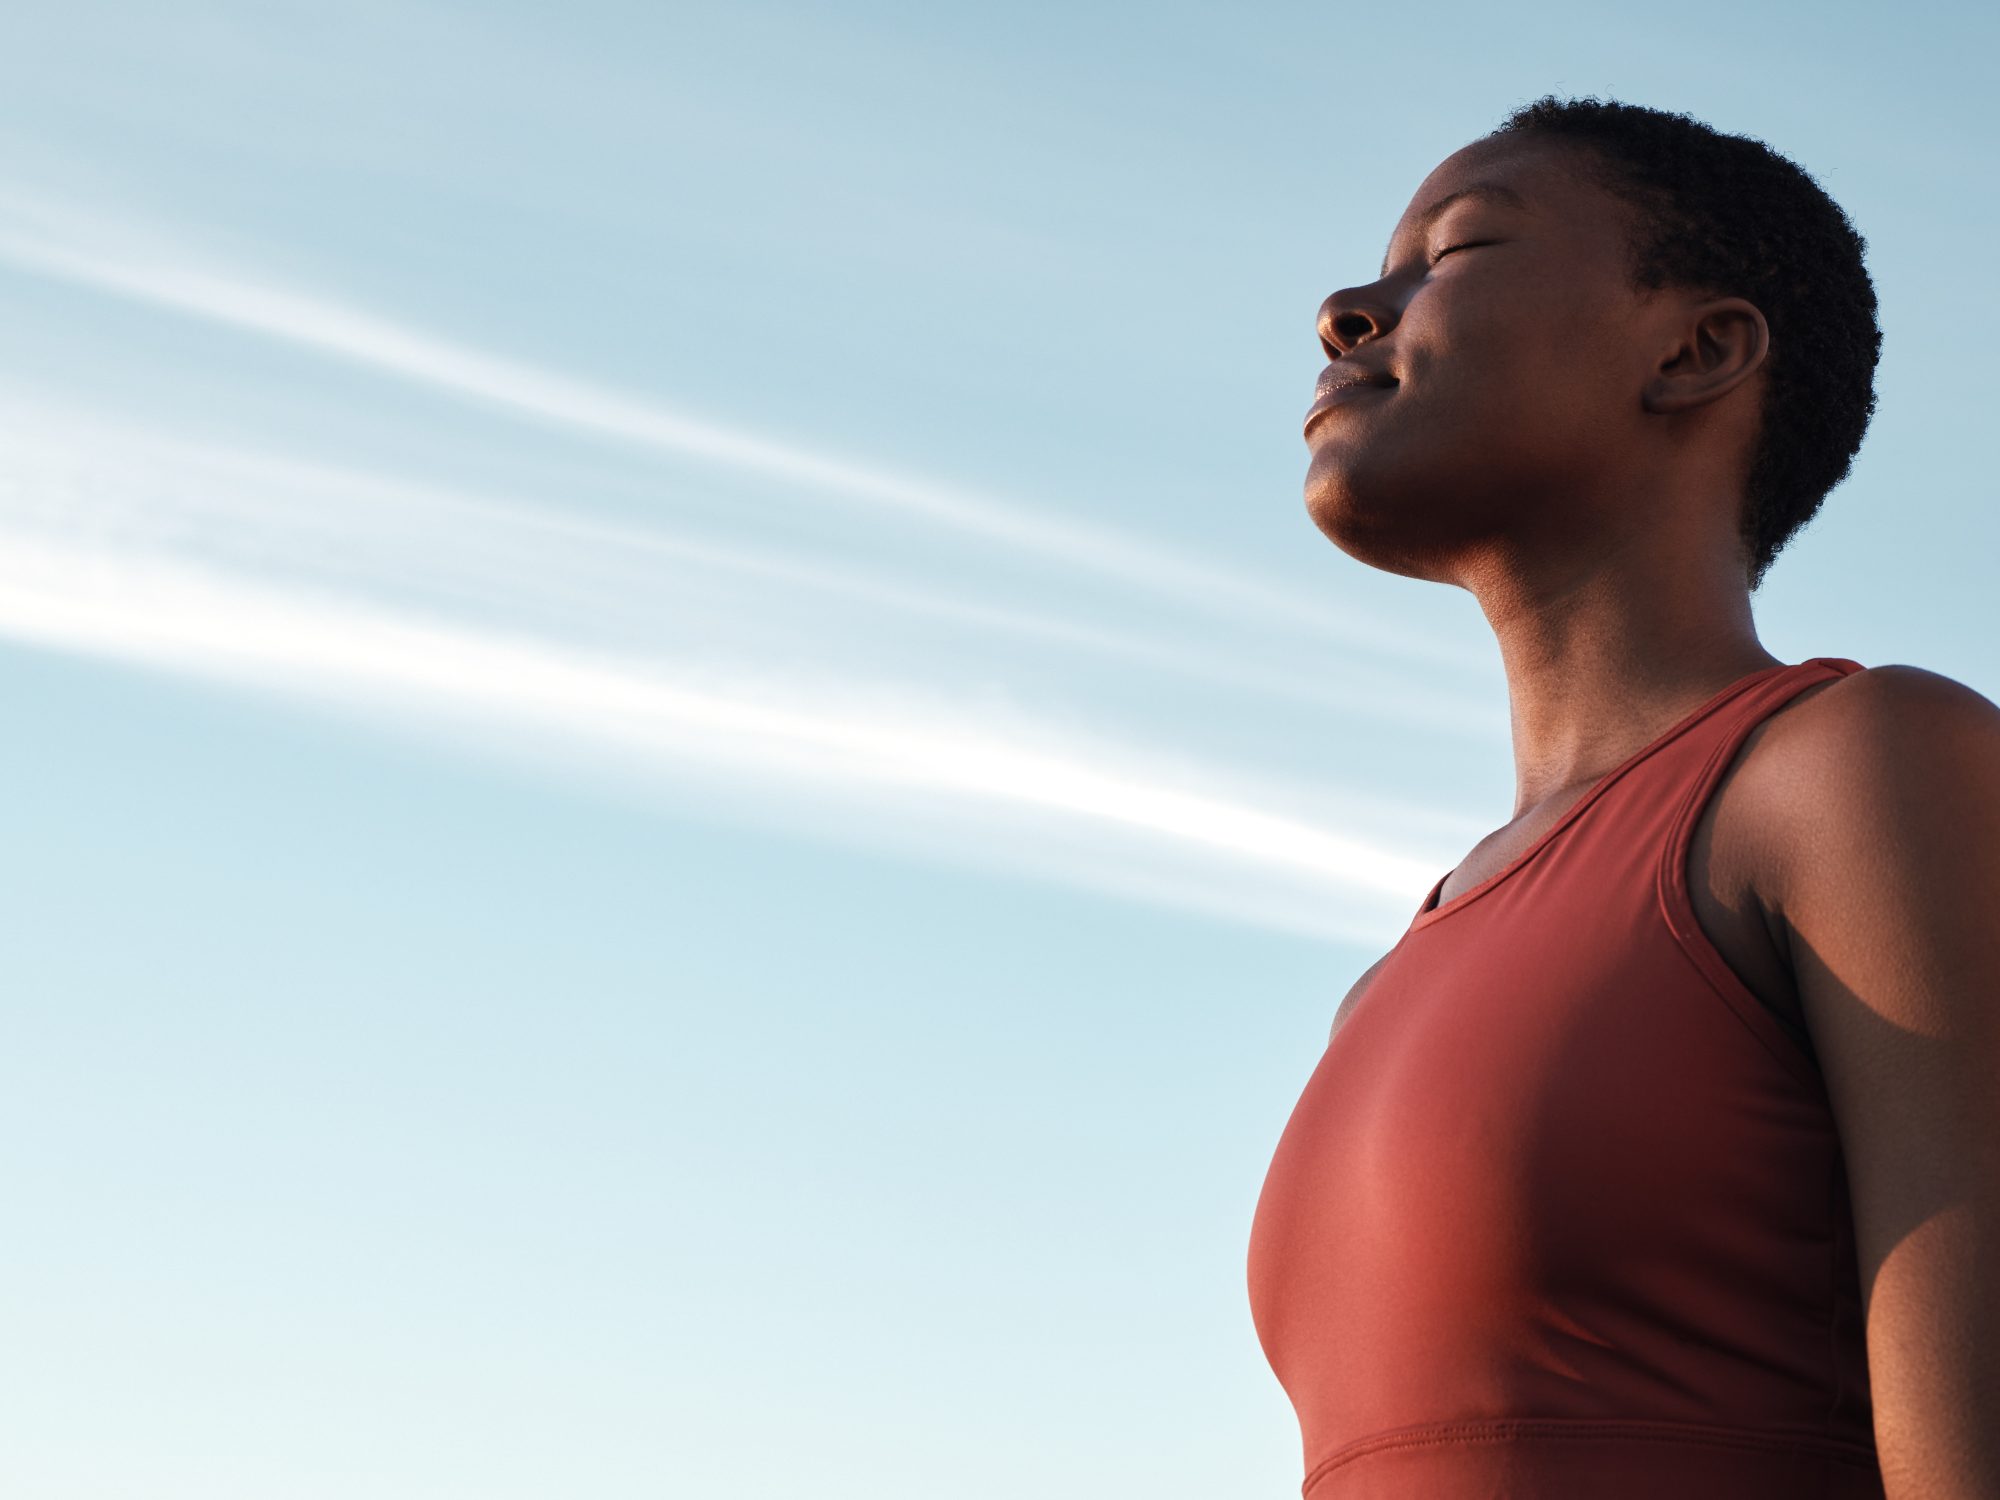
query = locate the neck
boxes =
[1466,526,1778,819]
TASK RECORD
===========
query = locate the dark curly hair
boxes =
[1482,95,1881,592]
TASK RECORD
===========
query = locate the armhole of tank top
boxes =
[1654,667,1846,1094]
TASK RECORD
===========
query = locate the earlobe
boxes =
[1641,297,1770,415]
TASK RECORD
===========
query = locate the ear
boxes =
[1641,296,1770,414]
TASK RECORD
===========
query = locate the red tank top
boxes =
[1247,657,1884,1499]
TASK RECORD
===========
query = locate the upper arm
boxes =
[1765,664,2000,1500]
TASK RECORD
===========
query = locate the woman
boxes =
[1247,94,1999,1500]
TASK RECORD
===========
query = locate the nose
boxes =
[1317,283,1397,361]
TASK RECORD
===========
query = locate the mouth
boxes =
[1303,373,1396,439]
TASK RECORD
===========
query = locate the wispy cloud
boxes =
[0,195,1485,942]
[0,189,1464,664]
[0,401,1482,733]
[0,519,1444,942]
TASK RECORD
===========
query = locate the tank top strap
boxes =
[1652,654,1868,1082]
[1660,655,1868,839]
[1608,656,1868,820]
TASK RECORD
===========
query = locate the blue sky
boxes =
[2,3,1994,1496]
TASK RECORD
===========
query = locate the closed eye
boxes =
[1430,240,1495,265]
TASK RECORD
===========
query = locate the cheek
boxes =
[1397,295,1529,398]
[1408,295,1624,441]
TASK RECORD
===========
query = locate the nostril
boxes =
[1333,311,1377,346]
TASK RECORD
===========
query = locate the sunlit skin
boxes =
[1307,131,1781,827]
[1310,133,2000,1500]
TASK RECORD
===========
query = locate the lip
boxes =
[1303,377,1394,438]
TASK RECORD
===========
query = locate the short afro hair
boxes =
[1482,94,1881,592]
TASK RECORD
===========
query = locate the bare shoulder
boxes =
[1762,657,2000,932]
[1725,661,2000,975]
[1738,663,2000,868]
[1763,661,2000,748]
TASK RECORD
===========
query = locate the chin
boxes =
[1303,455,1453,583]
[1304,447,1387,548]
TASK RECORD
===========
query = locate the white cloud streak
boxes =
[0,528,1442,940]
[0,193,1463,664]
[0,401,1483,734]
[0,197,1480,942]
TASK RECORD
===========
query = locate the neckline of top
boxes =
[1405,657,1856,934]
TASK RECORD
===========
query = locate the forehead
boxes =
[1380,137,1623,273]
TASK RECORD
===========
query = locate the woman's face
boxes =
[1303,135,1666,585]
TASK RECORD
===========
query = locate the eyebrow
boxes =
[1378,181,1533,279]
